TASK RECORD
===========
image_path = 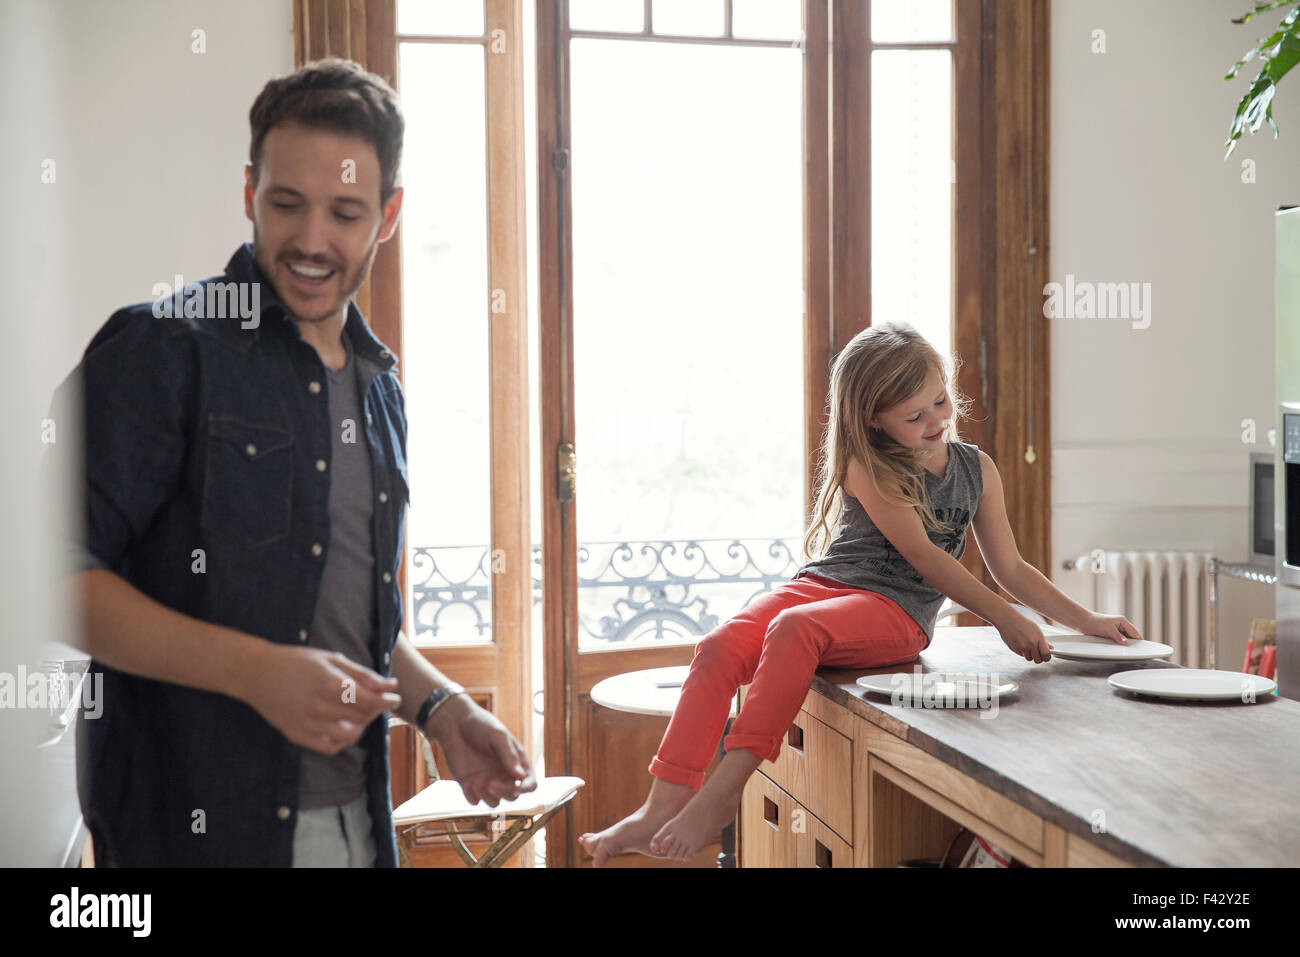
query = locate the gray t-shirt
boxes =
[299,332,378,809]
[793,440,984,647]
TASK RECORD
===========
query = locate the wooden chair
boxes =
[388,716,584,868]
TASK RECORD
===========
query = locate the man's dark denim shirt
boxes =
[59,243,409,866]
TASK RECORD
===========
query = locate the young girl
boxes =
[578,320,1139,866]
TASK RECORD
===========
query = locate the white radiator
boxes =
[1065,550,1212,667]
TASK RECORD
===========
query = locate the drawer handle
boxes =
[787,722,804,753]
[815,840,832,868]
[763,796,779,830]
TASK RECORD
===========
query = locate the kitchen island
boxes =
[737,626,1299,867]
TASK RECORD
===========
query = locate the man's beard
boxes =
[294,256,369,325]
[251,224,376,324]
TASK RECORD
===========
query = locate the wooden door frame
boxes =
[980,0,1051,590]
[535,0,577,867]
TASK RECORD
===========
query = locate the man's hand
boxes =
[426,696,537,807]
[243,643,401,754]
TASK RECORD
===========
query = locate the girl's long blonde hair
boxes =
[802,321,975,562]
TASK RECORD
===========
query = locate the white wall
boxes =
[0,0,291,865]
[1049,0,1299,655]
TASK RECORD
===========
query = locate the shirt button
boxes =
[383,571,392,583]
[277,806,291,821]
[379,350,390,359]
[298,629,308,642]
[311,543,323,557]
[245,443,257,457]
[378,491,388,503]
[316,459,327,472]
[383,652,391,666]
[308,381,322,394]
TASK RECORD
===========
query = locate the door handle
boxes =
[557,442,576,503]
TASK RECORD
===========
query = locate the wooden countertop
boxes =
[811,626,1300,867]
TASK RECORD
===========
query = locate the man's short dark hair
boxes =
[249,57,404,205]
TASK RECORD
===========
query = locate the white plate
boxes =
[1038,629,1174,661]
[1107,669,1277,701]
[856,672,1018,706]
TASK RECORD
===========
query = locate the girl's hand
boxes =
[996,612,1053,663]
[1080,612,1141,645]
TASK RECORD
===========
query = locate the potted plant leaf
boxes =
[1225,0,1300,157]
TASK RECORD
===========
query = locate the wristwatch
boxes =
[416,682,468,736]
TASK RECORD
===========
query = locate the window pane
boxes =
[731,0,801,41]
[397,0,484,37]
[871,0,953,43]
[569,0,644,33]
[398,42,493,644]
[871,50,953,358]
[570,39,805,649]
[653,0,724,37]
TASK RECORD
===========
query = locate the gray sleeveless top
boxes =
[793,440,984,647]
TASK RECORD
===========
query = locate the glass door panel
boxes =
[399,42,494,644]
[569,37,805,651]
[871,48,954,357]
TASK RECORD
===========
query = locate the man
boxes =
[49,57,535,866]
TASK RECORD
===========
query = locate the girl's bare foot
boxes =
[578,778,694,867]
[649,788,741,862]
[651,749,762,861]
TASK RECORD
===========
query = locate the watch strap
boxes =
[417,682,466,733]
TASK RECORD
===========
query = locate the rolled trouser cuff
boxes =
[648,756,705,790]
[722,730,781,763]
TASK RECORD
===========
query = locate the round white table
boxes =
[589,665,741,868]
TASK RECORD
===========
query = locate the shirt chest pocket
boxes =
[201,415,293,548]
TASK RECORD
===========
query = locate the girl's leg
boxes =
[652,574,882,787]
[724,584,924,760]
[651,583,924,861]
[577,574,852,866]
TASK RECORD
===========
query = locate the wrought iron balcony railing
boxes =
[409,537,804,645]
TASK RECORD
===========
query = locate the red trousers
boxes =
[648,573,927,789]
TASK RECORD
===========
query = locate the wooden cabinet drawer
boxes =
[740,772,853,868]
[795,805,853,868]
[764,708,853,843]
[740,773,797,867]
